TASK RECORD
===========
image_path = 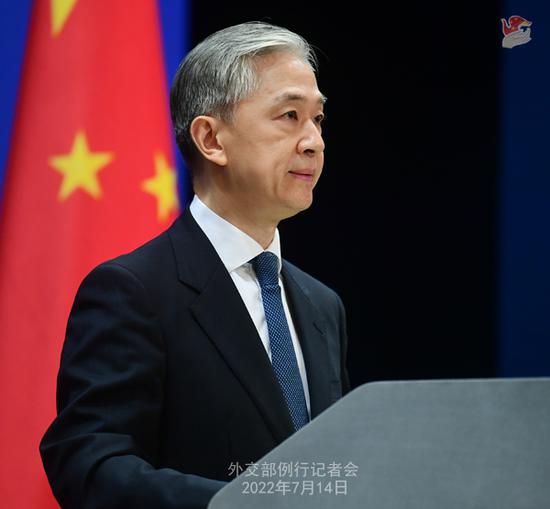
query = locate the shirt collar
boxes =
[189,195,282,274]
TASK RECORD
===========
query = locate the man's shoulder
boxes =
[112,221,176,270]
[282,259,340,301]
[90,215,184,285]
[86,209,215,289]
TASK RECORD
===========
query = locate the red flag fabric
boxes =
[0,1,179,506]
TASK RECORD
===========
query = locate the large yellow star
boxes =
[141,152,179,222]
[51,0,79,36]
[49,130,114,201]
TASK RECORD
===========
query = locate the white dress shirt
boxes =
[189,195,311,414]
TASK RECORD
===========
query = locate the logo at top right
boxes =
[501,15,532,48]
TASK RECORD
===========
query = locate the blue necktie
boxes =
[252,252,309,430]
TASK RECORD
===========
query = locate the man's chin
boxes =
[278,197,314,221]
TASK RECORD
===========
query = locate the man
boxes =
[41,21,350,509]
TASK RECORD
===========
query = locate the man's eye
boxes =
[314,114,325,125]
[284,111,298,120]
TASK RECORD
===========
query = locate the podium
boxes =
[208,378,550,508]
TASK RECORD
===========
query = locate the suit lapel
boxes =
[168,210,295,443]
[282,263,334,419]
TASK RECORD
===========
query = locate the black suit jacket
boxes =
[40,209,350,509]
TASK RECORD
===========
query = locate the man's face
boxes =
[218,51,325,224]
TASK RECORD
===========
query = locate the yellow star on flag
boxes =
[49,130,114,201]
[142,152,179,222]
[51,0,79,36]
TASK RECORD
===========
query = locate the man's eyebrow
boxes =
[272,92,327,106]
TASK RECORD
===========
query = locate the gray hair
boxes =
[170,21,318,165]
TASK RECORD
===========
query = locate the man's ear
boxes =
[189,116,228,167]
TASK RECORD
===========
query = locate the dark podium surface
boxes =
[208,378,550,508]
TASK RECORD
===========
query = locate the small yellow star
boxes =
[49,130,114,201]
[141,152,179,222]
[51,0,79,36]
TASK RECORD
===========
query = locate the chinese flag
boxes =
[0,1,179,507]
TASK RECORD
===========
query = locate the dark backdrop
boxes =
[191,1,500,387]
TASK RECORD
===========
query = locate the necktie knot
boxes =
[251,252,279,289]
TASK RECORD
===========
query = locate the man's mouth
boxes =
[289,169,315,181]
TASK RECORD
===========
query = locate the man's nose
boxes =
[298,120,325,155]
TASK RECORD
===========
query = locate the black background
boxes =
[190,1,500,387]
